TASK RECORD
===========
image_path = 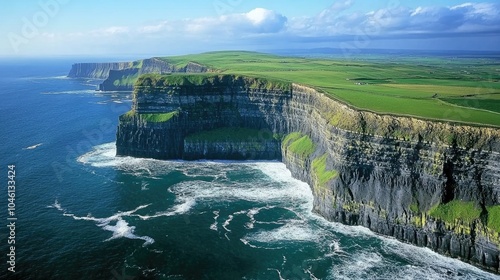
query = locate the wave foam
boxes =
[134,197,195,220]
[24,143,43,150]
[103,218,154,246]
[210,211,220,231]
[75,143,498,279]
[51,200,154,246]
[41,89,98,95]
[244,220,318,245]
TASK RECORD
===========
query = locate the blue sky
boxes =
[1,0,499,57]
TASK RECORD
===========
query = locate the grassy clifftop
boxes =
[116,50,500,127]
[134,73,292,93]
[148,51,499,127]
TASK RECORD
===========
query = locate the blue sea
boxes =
[0,58,499,280]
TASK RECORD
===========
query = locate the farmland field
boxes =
[153,51,500,127]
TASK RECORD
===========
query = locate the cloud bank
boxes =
[7,2,500,55]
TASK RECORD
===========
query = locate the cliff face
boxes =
[69,58,211,91]
[116,75,288,159]
[100,59,210,91]
[116,75,500,273]
[67,62,133,79]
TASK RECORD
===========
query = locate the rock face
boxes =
[116,74,500,273]
[183,139,281,160]
[68,58,211,91]
[67,62,133,79]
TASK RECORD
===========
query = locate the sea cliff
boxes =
[115,74,500,273]
[68,58,210,91]
[67,62,133,79]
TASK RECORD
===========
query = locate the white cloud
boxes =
[288,2,500,37]
[91,26,130,37]
[8,2,499,56]
[140,21,172,34]
[245,7,287,32]
[135,8,287,36]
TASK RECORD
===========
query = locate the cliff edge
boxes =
[68,58,211,91]
[116,74,500,273]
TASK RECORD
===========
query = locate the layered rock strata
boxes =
[68,58,210,91]
[116,74,500,273]
[67,62,132,79]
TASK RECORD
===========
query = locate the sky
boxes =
[1,0,500,57]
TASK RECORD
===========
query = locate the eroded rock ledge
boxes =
[116,74,500,273]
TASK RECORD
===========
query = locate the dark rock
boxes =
[115,76,500,273]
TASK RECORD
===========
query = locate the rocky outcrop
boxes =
[67,62,133,79]
[116,74,500,273]
[116,75,288,159]
[69,58,212,91]
[99,59,211,91]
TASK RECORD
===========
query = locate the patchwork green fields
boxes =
[152,51,500,127]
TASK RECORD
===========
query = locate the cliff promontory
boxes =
[115,74,500,273]
[68,58,211,91]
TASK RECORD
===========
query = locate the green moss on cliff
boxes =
[428,200,481,224]
[119,110,178,123]
[186,127,276,142]
[119,110,138,122]
[486,205,500,233]
[140,111,179,122]
[312,154,338,186]
[282,132,315,158]
[410,202,419,213]
[134,74,292,94]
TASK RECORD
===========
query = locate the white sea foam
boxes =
[223,215,234,233]
[134,197,195,220]
[41,89,98,95]
[250,161,296,183]
[244,220,318,244]
[78,143,150,169]
[245,208,259,229]
[169,178,310,207]
[328,252,384,279]
[267,268,286,280]
[210,211,220,231]
[24,143,43,150]
[103,218,154,246]
[23,75,69,81]
[48,200,63,211]
[51,200,154,246]
[77,142,500,279]
[380,237,500,279]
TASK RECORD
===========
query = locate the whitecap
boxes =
[267,268,286,280]
[41,89,98,95]
[24,143,43,150]
[210,211,220,231]
[51,200,154,246]
[134,197,195,220]
[103,218,154,246]
[244,220,318,244]
[141,182,149,191]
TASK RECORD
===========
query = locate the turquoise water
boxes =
[0,59,498,279]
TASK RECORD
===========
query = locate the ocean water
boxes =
[0,58,499,280]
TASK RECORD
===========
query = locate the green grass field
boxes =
[134,51,500,127]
